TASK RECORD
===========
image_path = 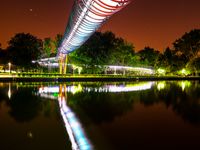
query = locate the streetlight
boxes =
[8,62,11,74]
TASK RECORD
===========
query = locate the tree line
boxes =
[0,29,199,75]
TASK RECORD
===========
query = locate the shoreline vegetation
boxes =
[0,73,200,82]
[0,29,200,76]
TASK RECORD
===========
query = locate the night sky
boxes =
[0,0,199,51]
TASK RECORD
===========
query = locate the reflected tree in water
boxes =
[1,82,200,126]
[0,86,8,103]
[138,88,160,106]
[7,88,42,122]
[67,82,200,126]
[156,82,200,125]
[68,92,136,124]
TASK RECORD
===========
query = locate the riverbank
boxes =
[0,74,200,82]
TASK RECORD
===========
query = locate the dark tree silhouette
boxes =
[108,37,135,66]
[137,47,160,67]
[53,34,63,55]
[173,29,200,65]
[43,37,52,57]
[68,91,134,124]
[7,33,43,67]
[0,46,8,64]
[7,88,42,122]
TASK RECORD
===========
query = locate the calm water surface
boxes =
[0,81,200,150]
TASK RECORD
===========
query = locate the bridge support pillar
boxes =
[64,55,68,75]
[59,55,68,74]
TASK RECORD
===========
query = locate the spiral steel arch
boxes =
[58,0,131,56]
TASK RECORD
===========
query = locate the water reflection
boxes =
[8,83,11,99]
[8,88,42,122]
[37,81,200,125]
[0,81,200,149]
[58,84,92,150]
[38,82,155,95]
[178,81,192,91]
[156,81,166,91]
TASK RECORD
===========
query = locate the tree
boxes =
[42,34,63,57]
[160,47,188,73]
[0,49,8,64]
[43,38,52,57]
[69,31,135,73]
[137,47,160,67]
[8,88,42,122]
[53,34,63,56]
[173,29,200,66]
[155,47,180,73]
[7,33,43,67]
[108,37,135,66]
[188,57,200,75]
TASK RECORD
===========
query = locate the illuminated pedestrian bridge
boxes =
[35,0,131,74]
[32,58,155,75]
[58,0,130,56]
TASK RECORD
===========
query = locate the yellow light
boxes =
[157,68,166,75]
[71,84,83,95]
[178,81,191,91]
[157,82,166,91]
[181,69,186,74]
[8,83,11,99]
[180,68,190,76]
[8,62,11,74]
[78,67,82,75]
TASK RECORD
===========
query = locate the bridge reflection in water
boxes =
[58,84,92,150]
[2,81,200,149]
[38,82,155,149]
[37,82,155,149]
[39,82,155,97]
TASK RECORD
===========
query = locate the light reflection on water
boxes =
[38,82,155,149]
[0,81,200,150]
[156,80,192,92]
[58,85,92,150]
[38,82,155,97]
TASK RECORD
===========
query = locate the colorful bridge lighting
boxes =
[58,0,131,56]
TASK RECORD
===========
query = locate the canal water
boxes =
[0,81,200,150]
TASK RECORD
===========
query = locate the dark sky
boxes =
[0,0,199,51]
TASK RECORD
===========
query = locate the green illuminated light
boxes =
[72,64,83,74]
[180,68,190,76]
[53,93,59,97]
[157,68,166,75]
